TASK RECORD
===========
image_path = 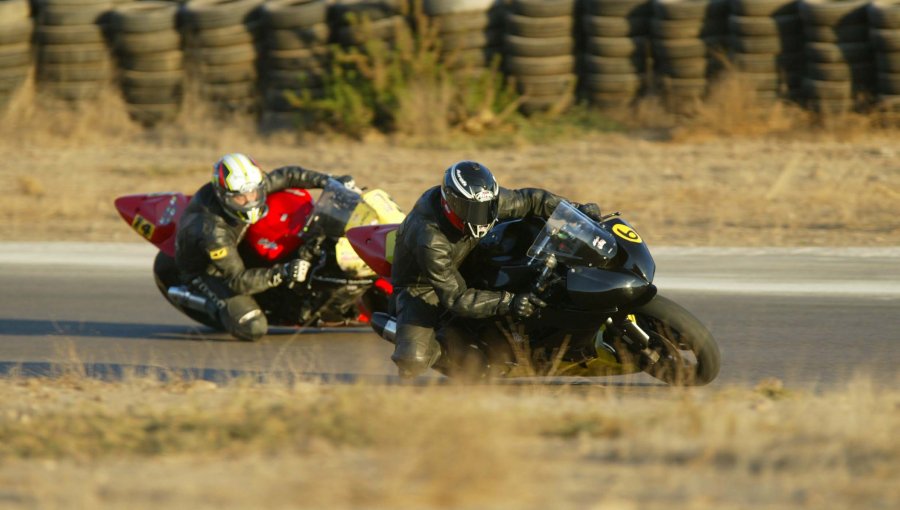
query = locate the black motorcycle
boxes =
[364,201,721,385]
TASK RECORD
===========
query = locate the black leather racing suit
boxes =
[173,165,330,341]
[389,185,566,373]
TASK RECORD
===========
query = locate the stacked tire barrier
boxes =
[0,0,33,109]
[330,0,406,48]
[260,0,330,117]
[34,0,115,103]
[503,0,578,114]
[181,0,264,115]
[111,1,183,126]
[868,0,900,109]
[727,0,804,104]
[581,0,651,109]
[650,0,730,111]
[799,0,874,113]
[424,0,504,74]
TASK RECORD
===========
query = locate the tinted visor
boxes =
[447,193,498,227]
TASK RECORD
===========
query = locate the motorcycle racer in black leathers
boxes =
[174,152,354,341]
[389,160,602,377]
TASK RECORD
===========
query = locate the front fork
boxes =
[606,316,661,365]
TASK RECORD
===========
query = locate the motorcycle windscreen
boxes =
[304,179,361,238]
[527,201,617,268]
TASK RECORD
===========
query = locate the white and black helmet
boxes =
[211,153,268,224]
[440,160,499,238]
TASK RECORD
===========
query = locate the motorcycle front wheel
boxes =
[631,294,721,386]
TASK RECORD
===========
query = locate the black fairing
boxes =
[566,267,656,309]
[461,216,656,310]
[602,218,655,283]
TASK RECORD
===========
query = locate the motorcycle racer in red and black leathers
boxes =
[389,160,602,377]
[174,153,353,341]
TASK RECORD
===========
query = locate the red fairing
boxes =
[114,193,191,257]
[244,189,314,263]
[345,224,401,279]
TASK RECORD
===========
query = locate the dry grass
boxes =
[0,373,897,509]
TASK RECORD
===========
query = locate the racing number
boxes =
[612,224,642,243]
[131,214,155,241]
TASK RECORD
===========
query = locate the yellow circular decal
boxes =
[613,224,642,243]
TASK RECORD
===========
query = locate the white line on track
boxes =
[2,243,899,296]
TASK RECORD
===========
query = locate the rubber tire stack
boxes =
[503,0,578,114]
[260,0,330,121]
[799,0,873,114]
[581,0,652,109]
[0,0,33,109]
[180,0,264,115]
[33,0,115,103]
[111,1,182,126]
[650,0,729,113]
[329,0,406,49]
[727,0,804,105]
[868,0,900,116]
[424,0,504,75]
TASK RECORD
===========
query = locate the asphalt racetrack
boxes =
[1,243,898,389]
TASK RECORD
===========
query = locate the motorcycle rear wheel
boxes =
[632,294,720,386]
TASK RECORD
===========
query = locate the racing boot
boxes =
[391,334,441,378]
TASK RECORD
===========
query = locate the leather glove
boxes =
[510,292,547,319]
[280,258,311,283]
[332,174,357,191]
[576,202,602,222]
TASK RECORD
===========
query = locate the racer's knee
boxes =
[223,296,268,341]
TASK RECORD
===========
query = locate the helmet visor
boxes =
[222,185,265,214]
[447,193,498,228]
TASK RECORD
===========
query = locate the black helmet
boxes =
[440,160,499,238]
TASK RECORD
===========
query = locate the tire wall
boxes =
[3,0,896,125]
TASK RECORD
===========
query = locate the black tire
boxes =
[38,3,111,26]
[587,36,648,57]
[727,14,801,37]
[511,0,576,17]
[505,54,576,75]
[0,0,29,22]
[0,19,32,45]
[116,30,182,55]
[798,0,868,27]
[265,23,329,50]
[805,41,873,63]
[729,34,804,54]
[650,17,727,39]
[868,0,900,29]
[632,294,720,386]
[432,8,502,34]
[505,13,574,38]
[583,15,650,37]
[187,20,259,48]
[729,0,798,16]
[121,51,184,72]
[803,22,868,43]
[871,28,900,52]
[807,60,874,81]
[36,24,106,45]
[181,0,262,30]
[876,49,900,72]
[513,72,577,95]
[585,0,652,17]
[503,34,574,57]
[262,0,327,29]
[652,0,728,21]
[584,53,646,73]
[112,1,178,33]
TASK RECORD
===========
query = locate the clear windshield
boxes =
[526,201,617,267]
[303,179,362,238]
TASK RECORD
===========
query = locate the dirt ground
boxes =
[2,89,899,247]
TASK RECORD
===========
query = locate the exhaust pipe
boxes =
[167,286,210,313]
[370,312,397,344]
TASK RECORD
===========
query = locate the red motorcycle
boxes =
[115,179,403,332]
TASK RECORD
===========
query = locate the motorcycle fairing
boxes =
[345,224,401,278]
[114,193,191,257]
[601,218,655,283]
[244,188,314,263]
[566,266,657,309]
